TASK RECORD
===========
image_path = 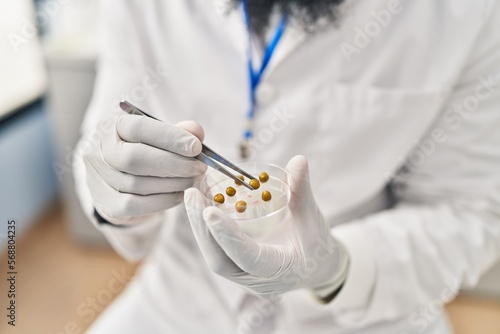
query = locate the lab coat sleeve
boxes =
[73,0,163,261]
[325,2,500,327]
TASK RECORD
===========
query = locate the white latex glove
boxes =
[185,155,349,298]
[82,112,206,225]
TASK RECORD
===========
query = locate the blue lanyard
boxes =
[241,1,287,142]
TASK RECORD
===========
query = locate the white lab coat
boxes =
[74,0,500,333]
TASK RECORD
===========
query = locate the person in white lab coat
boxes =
[74,0,500,333]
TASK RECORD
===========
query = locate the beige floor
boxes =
[1,204,499,334]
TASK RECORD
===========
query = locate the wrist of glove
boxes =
[310,240,350,301]
[185,155,349,298]
[93,207,162,228]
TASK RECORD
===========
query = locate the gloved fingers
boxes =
[286,155,325,244]
[85,160,183,224]
[87,151,195,195]
[102,129,206,177]
[203,206,285,278]
[184,188,244,277]
[286,155,322,231]
[116,114,203,157]
[286,155,314,209]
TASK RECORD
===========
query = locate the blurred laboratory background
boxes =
[0,0,499,333]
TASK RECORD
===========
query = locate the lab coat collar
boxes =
[207,0,308,81]
[266,0,359,75]
[206,0,358,82]
[265,20,308,78]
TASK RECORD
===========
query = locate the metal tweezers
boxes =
[119,101,257,190]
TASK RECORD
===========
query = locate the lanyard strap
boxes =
[242,1,287,140]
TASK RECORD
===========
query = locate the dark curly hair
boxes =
[229,0,346,36]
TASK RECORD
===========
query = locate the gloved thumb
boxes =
[176,120,205,142]
[286,155,318,220]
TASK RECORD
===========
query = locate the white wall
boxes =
[0,1,47,119]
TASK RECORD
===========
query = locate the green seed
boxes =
[249,179,260,190]
[214,193,225,204]
[261,190,272,202]
[235,175,244,186]
[235,200,247,213]
[259,172,269,183]
[226,186,236,197]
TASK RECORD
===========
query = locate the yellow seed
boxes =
[261,190,272,201]
[235,200,247,213]
[226,186,236,197]
[249,179,260,190]
[235,175,244,186]
[259,172,269,183]
[213,193,225,204]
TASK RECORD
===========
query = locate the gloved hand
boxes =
[83,112,206,225]
[185,155,349,298]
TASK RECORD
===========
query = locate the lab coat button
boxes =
[256,83,277,105]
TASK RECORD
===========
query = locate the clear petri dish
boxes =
[200,162,291,238]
